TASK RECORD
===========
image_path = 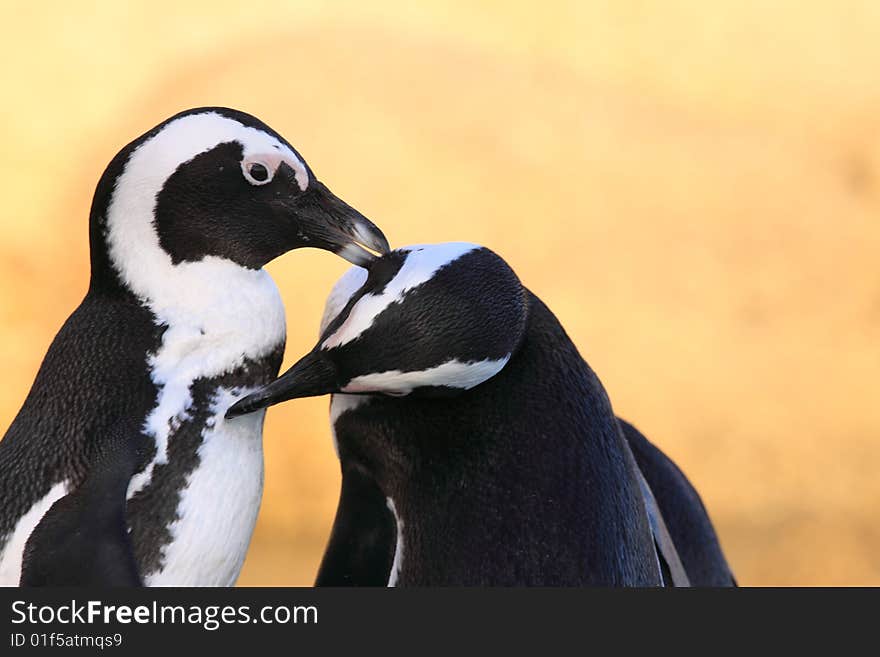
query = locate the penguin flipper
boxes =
[315,464,396,586]
[20,426,143,587]
[618,418,736,587]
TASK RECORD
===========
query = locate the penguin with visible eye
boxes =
[0,107,389,586]
[229,243,734,586]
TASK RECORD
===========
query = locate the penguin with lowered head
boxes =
[0,107,388,586]
[229,243,735,586]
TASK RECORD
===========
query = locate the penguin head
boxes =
[227,242,529,416]
[89,107,388,294]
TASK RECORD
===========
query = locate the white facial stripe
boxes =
[321,242,479,350]
[342,356,510,395]
[107,112,308,272]
[319,266,369,336]
[386,497,404,587]
[107,111,305,302]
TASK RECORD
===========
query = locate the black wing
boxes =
[618,418,736,586]
[20,425,143,587]
[315,464,396,586]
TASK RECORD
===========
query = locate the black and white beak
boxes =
[291,177,389,267]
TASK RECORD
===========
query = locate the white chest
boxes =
[145,390,266,587]
[123,262,285,585]
[1,262,285,586]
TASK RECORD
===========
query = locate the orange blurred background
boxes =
[1,1,878,586]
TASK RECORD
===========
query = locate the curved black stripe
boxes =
[126,347,282,577]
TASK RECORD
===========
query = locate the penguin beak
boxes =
[292,179,390,267]
[226,351,340,418]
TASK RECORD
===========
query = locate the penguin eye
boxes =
[249,163,269,181]
[242,160,273,185]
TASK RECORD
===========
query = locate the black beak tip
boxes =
[226,352,339,419]
[225,395,263,419]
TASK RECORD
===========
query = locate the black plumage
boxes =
[231,244,734,586]
[0,106,387,586]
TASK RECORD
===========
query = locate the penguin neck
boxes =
[336,291,657,585]
[89,195,286,373]
[93,250,285,375]
[86,125,287,367]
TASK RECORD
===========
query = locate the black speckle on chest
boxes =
[125,347,282,577]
